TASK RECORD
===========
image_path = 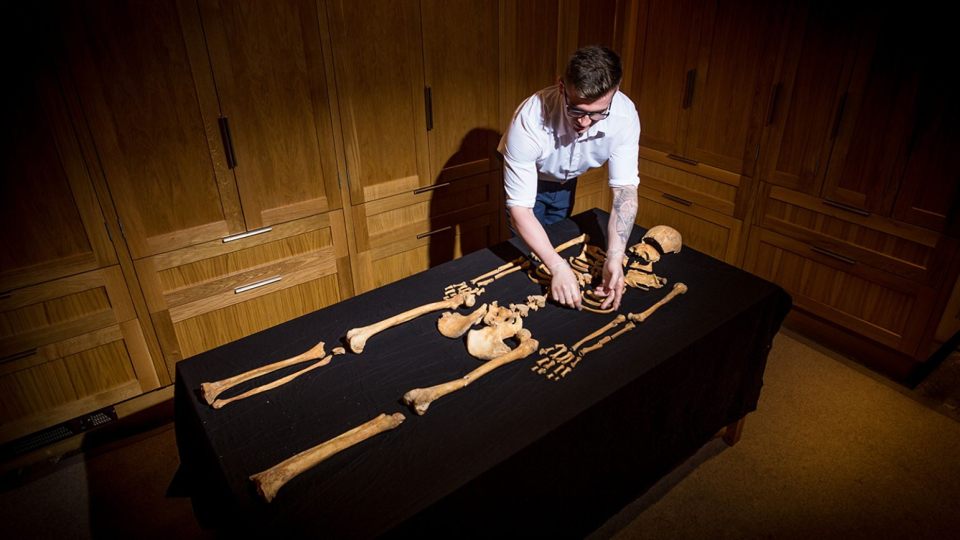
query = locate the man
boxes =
[499,45,640,311]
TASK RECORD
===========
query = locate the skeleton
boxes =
[250,412,406,502]
[533,282,689,380]
[402,329,539,415]
[526,225,682,313]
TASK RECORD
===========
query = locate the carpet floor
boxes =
[3,330,959,539]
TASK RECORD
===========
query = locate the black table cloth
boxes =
[174,209,791,537]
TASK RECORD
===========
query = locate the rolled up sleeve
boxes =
[500,107,543,208]
[607,107,641,188]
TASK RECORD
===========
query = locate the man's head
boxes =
[562,46,622,100]
[560,46,622,133]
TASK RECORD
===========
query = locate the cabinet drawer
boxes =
[0,267,157,444]
[760,186,947,285]
[640,147,741,216]
[571,166,610,216]
[354,171,498,254]
[638,185,743,265]
[745,227,935,355]
[354,212,499,293]
[135,211,351,371]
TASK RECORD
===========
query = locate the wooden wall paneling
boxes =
[623,0,703,157]
[421,0,500,183]
[63,0,245,258]
[744,227,934,356]
[0,267,157,443]
[757,1,861,196]
[571,167,611,217]
[198,0,342,229]
[499,0,561,132]
[683,0,786,176]
[325,0,430,205]
[637,186,742,265]
[1,62,116,292]
[819,10,914,215]
[760,185,944,286]
[134,212,349,371]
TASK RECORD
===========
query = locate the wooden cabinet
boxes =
[749,2,960,377]
[2,63,116,292]
[135,212,352,375]
[351,172,500,293]
[65,0,341,258]
[624,0,785,176]
[0,267,158,444]
[327,0,499,205]
[744,227,937,357]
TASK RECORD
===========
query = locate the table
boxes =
[174,209,791,537]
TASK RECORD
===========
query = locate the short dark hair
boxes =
[563,46,623,100]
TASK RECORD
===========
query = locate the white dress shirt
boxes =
[499,85,641,208]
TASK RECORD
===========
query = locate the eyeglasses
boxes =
[561,85,611,122]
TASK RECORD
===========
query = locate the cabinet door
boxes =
[326,0,430,204]
[820,12,915,215]
[65,0,244,258]
[757,1,861,194]
[499,0,560,131]
[199,0,342,229]
[2,64,116,291]
[421,0,499,182]
[890,27,959,232]
[683,0,785,175]
[627,0,703,156]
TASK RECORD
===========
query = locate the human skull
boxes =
[642,225,682,255]
[628,242,661,264]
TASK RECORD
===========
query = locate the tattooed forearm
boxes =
[610,187,638,250]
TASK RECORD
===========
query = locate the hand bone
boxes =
[403,330,538,415]
[347,293,473,353]
[250,412,405,502]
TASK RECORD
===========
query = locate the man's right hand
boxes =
[548,259,582,310]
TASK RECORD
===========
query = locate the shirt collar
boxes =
[543,86,607,144]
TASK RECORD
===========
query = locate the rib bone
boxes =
[250,412,405,502]
[347,293,474,353]
[403,330,539,415]
[200,341,326,405]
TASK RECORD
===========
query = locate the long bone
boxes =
[578,282,688,355]
[200,341,327,406]
[250,412,405,503]
[402,329,539,415]
[210,348,346,409]
[346,292,477,353]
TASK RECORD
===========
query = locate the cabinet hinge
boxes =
[755,144,760,161]
[118,219,126,238]
[104,221,113,243]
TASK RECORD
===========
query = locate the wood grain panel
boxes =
[173,275,342,359]
[637,187,741,264]
[685,0,785,174]
[0,329,145,444]
[199,0,342,228]
[639,153,738,215]
[64,0,244,257]
[1,62,115,291]
[326,0,429,204]
[745,227,934,355]
[421,0,499,182]
[762,185,942,284]
[500,0,560,131]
